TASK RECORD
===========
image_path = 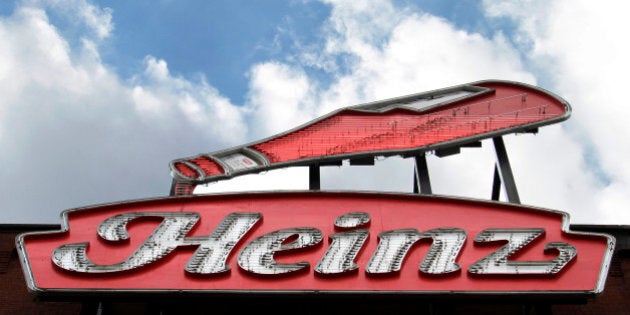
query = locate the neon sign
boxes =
[169,80,571,194]
[17,192,613,295]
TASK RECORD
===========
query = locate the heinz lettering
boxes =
[18,192,613,293]
[52,210,576,277]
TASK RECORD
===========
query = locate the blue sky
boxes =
[87,0,502,104]
[1,0,629,225]
[94,1,332,104]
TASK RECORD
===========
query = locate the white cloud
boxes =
[276,1,540,205]
[2,0,626,226]
[290,0,629,225]
[246,62,315,136]
[482,0,630,223]
[132,56,248,143]
[309,5,536,116]
[33,0,114,40]
[0,3,246,223]
[202,0,622,226]
[504,126,605,223]
[200,167,309,193]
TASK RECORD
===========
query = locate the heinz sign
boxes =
[16,80,615,296]
[17,192,613,295]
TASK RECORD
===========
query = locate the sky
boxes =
[1,0,629,225]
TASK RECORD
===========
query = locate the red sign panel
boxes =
[169,80,571,194]
[17,192,613,295]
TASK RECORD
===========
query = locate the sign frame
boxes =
[16,191,615,298]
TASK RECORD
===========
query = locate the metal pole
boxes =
[491,165,501,201]
[492,136,520,204]
[309,164,320,190]
[414,154,432,194]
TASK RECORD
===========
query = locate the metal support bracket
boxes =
[309,164,320,190]
[413,154,432,194]
[492,136,520,204]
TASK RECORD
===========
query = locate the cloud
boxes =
[131,56,248,144]
[35,0,114,40]
[246,62,315,136]
[208,0,623,225]
[0,3,246,223]
[231,2,535,199]
[2,0,625,226]
[300,3,537,116]
[482,0,630,223]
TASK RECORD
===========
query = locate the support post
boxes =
[491,165,501,201]
[492,136,520,204]
[413,154,432,194]
[309,164,320,190]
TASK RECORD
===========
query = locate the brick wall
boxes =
[0,226,82,315]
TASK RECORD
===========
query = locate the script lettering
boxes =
[51,212,577,277]
[315,212,370,275]
[365,228,466,275]
[52,212,261,274]
[468,228,577,274]
[238,227,324,275]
